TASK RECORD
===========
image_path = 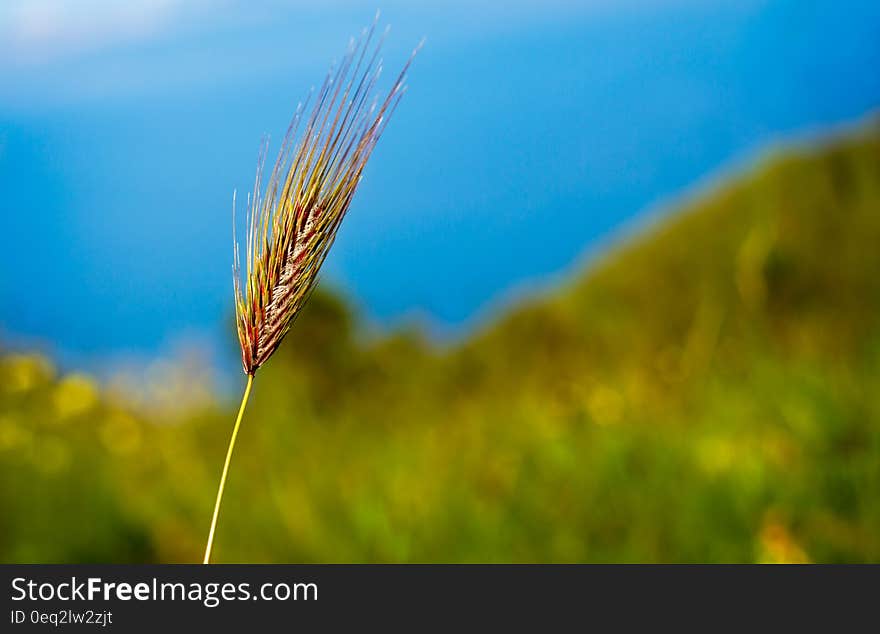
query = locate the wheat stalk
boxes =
[203,21,419,564]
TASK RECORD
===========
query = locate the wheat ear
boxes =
[203,22,419,564]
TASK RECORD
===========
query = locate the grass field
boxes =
[1,120,879,562]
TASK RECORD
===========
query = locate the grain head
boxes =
[233,24,419,375]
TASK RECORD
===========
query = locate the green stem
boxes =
[203,373,254,564]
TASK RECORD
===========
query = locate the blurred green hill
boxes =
[2,119,879,562]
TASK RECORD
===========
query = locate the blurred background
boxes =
[1,0,879,562]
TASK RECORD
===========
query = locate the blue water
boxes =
[1,0,879,366]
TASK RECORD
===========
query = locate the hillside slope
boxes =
[2,121,879,562]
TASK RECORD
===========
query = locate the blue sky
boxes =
[1,0,880,371]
